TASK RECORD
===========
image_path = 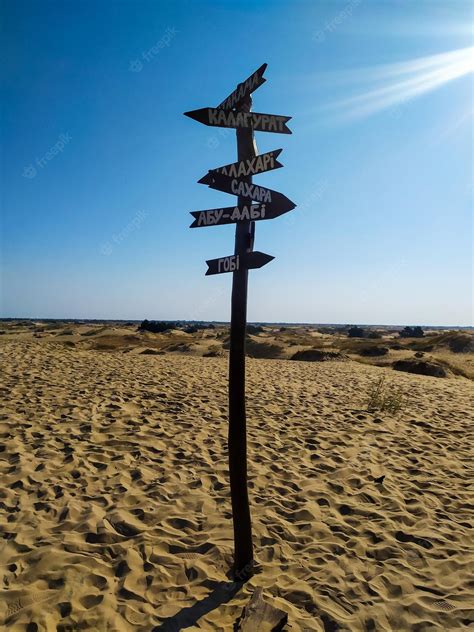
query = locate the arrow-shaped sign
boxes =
[190,201,294,228]
[184,108,292,134]
[198,149,283,185]
[218,63,267,111]
[205,251,274,276]
[204,172,296,214]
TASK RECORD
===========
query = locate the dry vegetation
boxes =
[1,320,472,381]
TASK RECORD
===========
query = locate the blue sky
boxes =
[1,0,472,325]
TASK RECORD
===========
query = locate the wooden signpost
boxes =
[184,107,292,134]
[184,64,295,580]
[189,202,292,228]
[205,251,274,276]
[203,172,295,213]
[198,149,283,184]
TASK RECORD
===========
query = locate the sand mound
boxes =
[291,348,346,362]
[245,338,283,359]
[393,358,447,378]
[357,346,389,357]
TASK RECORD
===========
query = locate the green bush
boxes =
[366,376,405,414]
[138,320,178,333]
[348,326,365,338]
[400,326,424,338]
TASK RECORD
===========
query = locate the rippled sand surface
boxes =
[0,338,472,631]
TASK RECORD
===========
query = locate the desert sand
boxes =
[0,324,473,631]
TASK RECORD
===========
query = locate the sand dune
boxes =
[0,334,473,630]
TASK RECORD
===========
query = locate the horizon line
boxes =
[0,317,472,329]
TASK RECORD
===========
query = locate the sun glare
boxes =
[324,46,474,121]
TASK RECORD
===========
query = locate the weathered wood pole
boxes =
[228,95,256,579]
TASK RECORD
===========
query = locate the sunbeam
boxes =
[322,46,474,121]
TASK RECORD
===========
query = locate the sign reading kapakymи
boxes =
[218,63,267,111]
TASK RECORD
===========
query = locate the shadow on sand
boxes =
[152,580,244,631]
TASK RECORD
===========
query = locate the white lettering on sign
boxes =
[230,179,272,203]
[219,69,263,110]
[195,204,268,226]
[208,110,287,132]
[218,255,240,273]
[197,209,225,226]
[252,204,265,220]
[219,153,276,178]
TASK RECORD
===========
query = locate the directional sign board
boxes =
[184,108,292,134]
[219,63,267,111]
[190,201,293,228]
[184,64,296,580]
[206,251,274,276]
[198,149,283,185]
[204,172,296,214]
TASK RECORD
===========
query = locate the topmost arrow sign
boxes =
[218,63,267,111]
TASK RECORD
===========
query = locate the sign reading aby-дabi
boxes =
[189,199,296,228]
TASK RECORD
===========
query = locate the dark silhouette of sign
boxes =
[204,172,296,214]
[184,63,295,581]
[198,149,283,184]
[184,108,292,134]
[205,251,274,276]
[218,63,267,111]
[190,201,293,228]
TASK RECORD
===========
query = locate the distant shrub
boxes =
[447,334,473,353]
[358,346,389,357]
[366,376,405,414]
[291,349,345,362]
[207,323,216,329]
[279,326,287,332]
[246,324,264,335]
[138,320,178,334]
[184,326,198,334]
[400,326,424,338]
[348,326,365,338]
[367,331,382,339]
[203,345,223,357]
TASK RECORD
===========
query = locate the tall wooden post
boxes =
[228,96,255,579]
[184,65,294,580]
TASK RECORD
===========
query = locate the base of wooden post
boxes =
[233,559,254,583]
[237,587,288,631]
